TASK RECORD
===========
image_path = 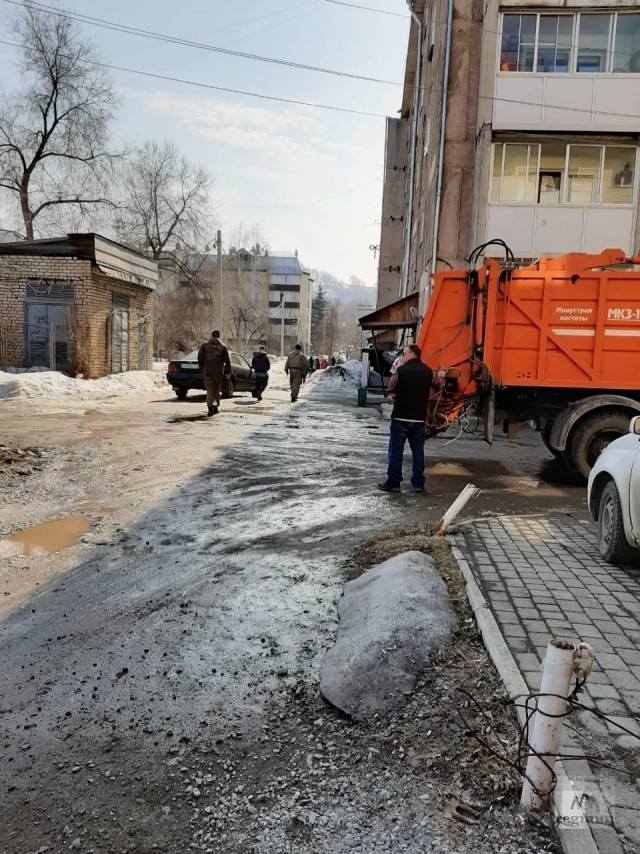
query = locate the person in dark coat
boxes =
[378,343,438,493]
[251,345,270,401]
[197,330,231,417]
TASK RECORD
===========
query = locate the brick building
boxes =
[0,234,157,378]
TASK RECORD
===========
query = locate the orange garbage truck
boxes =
[416,247,640,478]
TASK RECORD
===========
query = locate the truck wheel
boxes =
[598,480,636,565]
[565,410,631,479]
[174,387,188,400]
[541,423,562,458]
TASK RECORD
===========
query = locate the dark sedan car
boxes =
[166,350,257,400]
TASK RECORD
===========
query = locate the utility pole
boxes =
[279,292,285,357]
[216,229,223,335]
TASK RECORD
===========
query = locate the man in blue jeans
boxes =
[378,343,435,493]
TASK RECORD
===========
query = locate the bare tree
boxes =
[115,140,213,259]
[222,225,269,354]
[226,288,268,356]
[0,3,117,240]
[154,252,216,357]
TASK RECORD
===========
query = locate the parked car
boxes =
[587,415,640,565]
[166,350,256,400]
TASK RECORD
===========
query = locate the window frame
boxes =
[490,142,637,208]
[499,11,640,75]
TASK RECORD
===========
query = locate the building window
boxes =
[500,12,640,74]
[603,147,636,204]
[577,15,610,73]
[491,143,636,206]
[566,145,601,203]
[537,15,572,73]
[613,13,640,73]
[501,14,536,72]
[500,144,537,202]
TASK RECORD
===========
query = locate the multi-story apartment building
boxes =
[374,0,640,331]
[267,251,313,356]
[157,246,312,357]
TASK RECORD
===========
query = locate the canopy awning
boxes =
[358,292,419,330]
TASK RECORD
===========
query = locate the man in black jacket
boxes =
[378,343,435,493]
[250,345,270,401]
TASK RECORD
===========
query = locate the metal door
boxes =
[111,308,129,373]
[138,316,147,370]
[26,303,73,370]
[26,303,49,367]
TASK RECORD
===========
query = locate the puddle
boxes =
[430,462,473,477]
[84,409,101,418]
[1,516,91,557]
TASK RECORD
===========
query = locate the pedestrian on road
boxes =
[330,356,336,367]
[198,330,231,417]
[308,356,315,373]
[251,345,270,401]
[378,343,437,493]
[284,344,310,402]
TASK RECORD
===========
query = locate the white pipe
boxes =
[521,639,576,810]
[429,0,454,292]
[432,483,479,535]
[401,2,423,298]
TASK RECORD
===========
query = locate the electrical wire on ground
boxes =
[454,676,640,807]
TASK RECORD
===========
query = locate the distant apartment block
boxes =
[158,246,312,356]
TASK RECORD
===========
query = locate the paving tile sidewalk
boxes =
[456,515,640,854]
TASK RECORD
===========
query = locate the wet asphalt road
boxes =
[0,384,588,850]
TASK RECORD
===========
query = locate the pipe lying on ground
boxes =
[432,483,479,535]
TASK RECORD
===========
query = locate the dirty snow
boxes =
[0,354,363,405]
[0,369,166,401]
[320,550,454,718]
[312,359,362,391]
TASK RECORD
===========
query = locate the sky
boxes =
[0,0,410,285]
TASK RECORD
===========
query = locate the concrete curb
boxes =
[450,542,601,854]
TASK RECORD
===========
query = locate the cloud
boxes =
[128,90,387,283]
[141,92,375,168]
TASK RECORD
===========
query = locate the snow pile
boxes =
[0,370,167,402]
[265,356,289,391]
[314,359,362,391]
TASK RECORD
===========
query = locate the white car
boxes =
[587,415,640,565]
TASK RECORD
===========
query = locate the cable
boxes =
[0,0,401,88]
[4,0,637,122]
[225,178,380,210]
[321,0,410,18]
[0,37,389,119]
[454,679,640,807]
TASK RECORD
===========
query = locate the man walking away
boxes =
[284,344,310,402]
[251,345,270,401]
[198,330,231,417]
[378,344,435,493]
